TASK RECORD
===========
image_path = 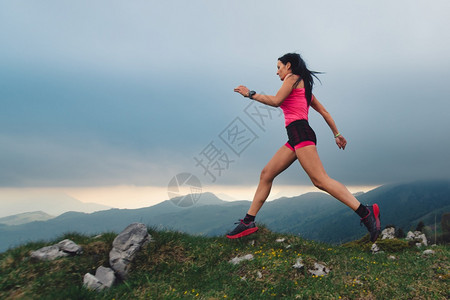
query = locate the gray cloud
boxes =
[1,1,449,187]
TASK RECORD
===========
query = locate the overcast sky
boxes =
[1,1,450,194]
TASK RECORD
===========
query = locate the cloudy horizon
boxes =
[1,1,449,210]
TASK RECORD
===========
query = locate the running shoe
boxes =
[360,204,381,242]
[226,220,259,239]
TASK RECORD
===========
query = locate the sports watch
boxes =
[248,90,256,99]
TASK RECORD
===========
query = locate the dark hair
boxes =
[278,53,321,105]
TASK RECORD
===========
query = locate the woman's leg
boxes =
[295,145,381,242]
[295,145,360,210]
[247,145,297,216]
[227,145,296,239]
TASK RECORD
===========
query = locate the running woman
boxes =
[227,53,381,242]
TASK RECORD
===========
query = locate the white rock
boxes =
[416,233,428,246]
[83,266,116,291]
[406,231,417,240]
[292,258,304,270]
[276,238,285,243]
[83,273,106,291]
[229,254,254,265]
[30,245,69,261]
[308,262,330,276]
[257,271,263,279]
[371,243,380,253]
[381,227,395,240]
[109,223,151,279]
[30,239,82,261]
[388,255,396,260]
[95,266,116,288]
[422,249,435,255]
[58,239,83,254]
[406,231,428,247]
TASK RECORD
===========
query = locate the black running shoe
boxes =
[360,204,381,242]
[226,220,259,239]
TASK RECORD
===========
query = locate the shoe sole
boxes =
[226,227,259,239]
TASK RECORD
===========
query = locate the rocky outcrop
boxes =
[406,231,428,247]
[381,227,396,240]
[109,223,151,279]
[30,239,82,261]
[83,223,151,292]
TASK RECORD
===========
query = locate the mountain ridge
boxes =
[0,179,449,252]
[0,211,55,226]
[0,191,112,218]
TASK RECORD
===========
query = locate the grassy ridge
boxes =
[0,226,448,299]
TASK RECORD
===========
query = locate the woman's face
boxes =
[277,60,291,81]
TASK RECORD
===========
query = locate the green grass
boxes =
[0,226,448,299]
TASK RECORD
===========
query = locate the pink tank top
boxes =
[279,88,310,126]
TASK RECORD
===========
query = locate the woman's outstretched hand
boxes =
[234,85,250,97]
[335,135,347,150]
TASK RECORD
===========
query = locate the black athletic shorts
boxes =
[285,119,317,151]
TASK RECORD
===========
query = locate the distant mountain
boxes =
[262,180,450,243]
[1,180,449,252]
[352,192,365,197]
[0,211,54,226]
[0,191,111,218]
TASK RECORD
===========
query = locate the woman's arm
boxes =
[234,76,296,107]
[310,94,347,150]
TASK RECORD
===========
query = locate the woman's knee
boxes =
[310,175,329,191]
[260,166,276,183]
